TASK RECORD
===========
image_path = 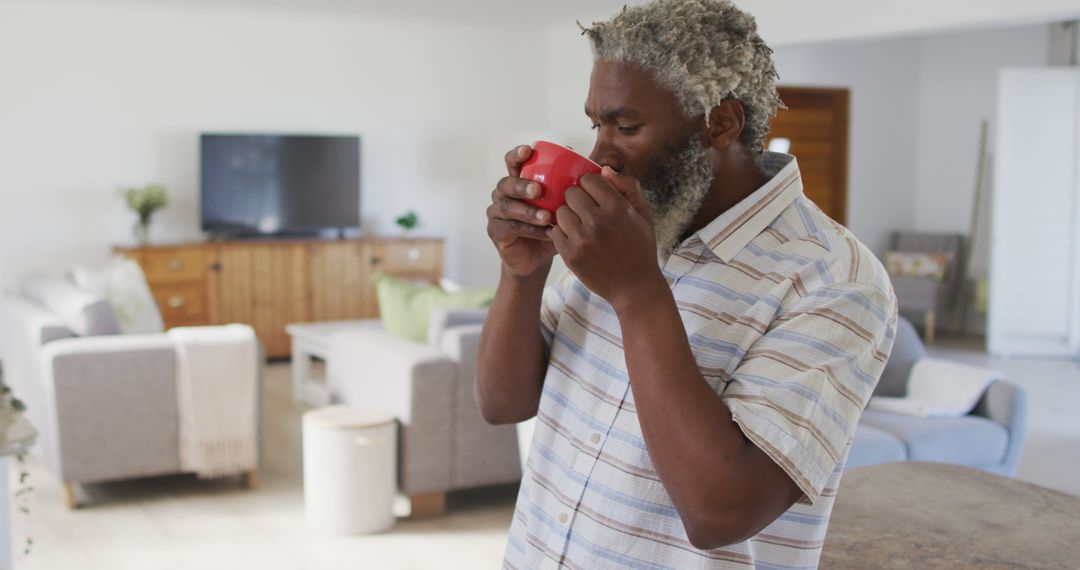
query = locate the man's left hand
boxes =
[548,166,666,310]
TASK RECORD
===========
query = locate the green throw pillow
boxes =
[373,275,494,343]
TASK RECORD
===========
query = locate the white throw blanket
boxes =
[869,357,1002,418]
[168,324,258,478]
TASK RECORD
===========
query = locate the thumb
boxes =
[601,166,652,221]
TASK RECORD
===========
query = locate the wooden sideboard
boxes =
[115,238,444,358]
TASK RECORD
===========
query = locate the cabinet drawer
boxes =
[152,284,208,325]
[379,241,441,276]
[142,249,207,284]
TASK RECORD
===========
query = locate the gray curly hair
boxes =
[581,0,782,161]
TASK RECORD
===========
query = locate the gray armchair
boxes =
[325,309,521,517]
[0,276,263,508]
[887,231,966,344]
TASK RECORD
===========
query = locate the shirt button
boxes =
[558,512,569,524]
[590,433,601,444]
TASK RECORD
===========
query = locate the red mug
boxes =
[519,141,602,225]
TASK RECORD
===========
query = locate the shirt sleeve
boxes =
[539,270,573,350]
[720,280,897,503]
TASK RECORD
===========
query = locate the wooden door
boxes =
[208,243,309,358]
[766,87,850,225]
[308,241,376,321]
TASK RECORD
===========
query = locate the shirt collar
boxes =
[693,152,804,263]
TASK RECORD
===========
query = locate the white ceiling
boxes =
[25,0,1080,44]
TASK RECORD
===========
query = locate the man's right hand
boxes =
[487,144,557,278]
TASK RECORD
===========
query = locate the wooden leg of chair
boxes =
[243,470,258,489]
[64,482,79,510]
[409,492,446,518]
[925,310,936,345]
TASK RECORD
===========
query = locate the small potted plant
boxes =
[0,366,26,448]
[395,210,420,235]
[121,184,169,246]
[0,364,32,556]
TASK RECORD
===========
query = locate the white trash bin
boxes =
[303,405,397,535]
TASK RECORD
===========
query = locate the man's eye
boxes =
[590,124,600,131]
[618,125,641,135]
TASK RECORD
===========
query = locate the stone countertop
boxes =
[821,461,1080,569]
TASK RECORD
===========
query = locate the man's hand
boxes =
[487,145,557,278]
[548,166,665,308]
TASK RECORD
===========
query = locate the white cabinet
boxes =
[989,68,1080,357]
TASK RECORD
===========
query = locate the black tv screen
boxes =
[200,133,360,236]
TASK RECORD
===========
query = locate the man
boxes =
[477,0,897,567]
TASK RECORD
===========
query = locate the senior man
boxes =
[476,1,898,568]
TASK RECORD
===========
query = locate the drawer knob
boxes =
[167,295,186,309]
[167,259,185,272]
[407,248,421,261]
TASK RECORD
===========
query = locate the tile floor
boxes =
[7,336,1079,568]
[8,363,516,569]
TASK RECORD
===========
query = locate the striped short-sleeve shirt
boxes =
[504,152,898,569]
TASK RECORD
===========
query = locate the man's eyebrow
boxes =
[584,106,640,121]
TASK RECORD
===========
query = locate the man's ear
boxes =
[705,99,746,151]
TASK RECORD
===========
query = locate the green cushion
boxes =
[373,276,494,343]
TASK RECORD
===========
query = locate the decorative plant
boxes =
[120,184,169,245]
[0,364,32,556]
[395,210,420,233]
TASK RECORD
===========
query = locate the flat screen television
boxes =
[200,133,361,236]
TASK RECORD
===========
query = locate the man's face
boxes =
[585,60,715,256]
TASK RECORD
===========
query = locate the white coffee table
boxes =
[285,320,383,406]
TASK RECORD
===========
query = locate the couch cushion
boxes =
[20,275,121,337]
[874,317,925,398]
[860,409,1008,467]
[848,423,907,469]
[426,308,487,348]
[73,257,164,335]
[373,276,494,343]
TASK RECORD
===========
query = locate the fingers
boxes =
[492,176,551,226]
[577,173,621,210]
[564,185,600,215]
[488,218,553,244]
[487,200,551,227]
[495,175,542,202]
[600,166,652,219]
[548,223,570,254]
[554,204,583,238]
[504,144,533,177]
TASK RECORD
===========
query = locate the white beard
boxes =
[641,137,715,264]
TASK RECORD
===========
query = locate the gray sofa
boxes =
[849,317,1027,476]
[0,275,263,508]
[326,309,521,517]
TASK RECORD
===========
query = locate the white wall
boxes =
[771,24,1054,333]
[772,39,923,255]
[741,0,1080,47]
[0,1,547,289]
[912,24,1051,280]
[0,0,1064,295]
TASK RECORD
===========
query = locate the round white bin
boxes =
[303,405,397,535]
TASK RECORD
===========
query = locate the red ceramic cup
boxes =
[519,141,602,225]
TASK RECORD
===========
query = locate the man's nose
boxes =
[589,135,622,172]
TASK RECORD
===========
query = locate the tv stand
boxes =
[115,237,444,358]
